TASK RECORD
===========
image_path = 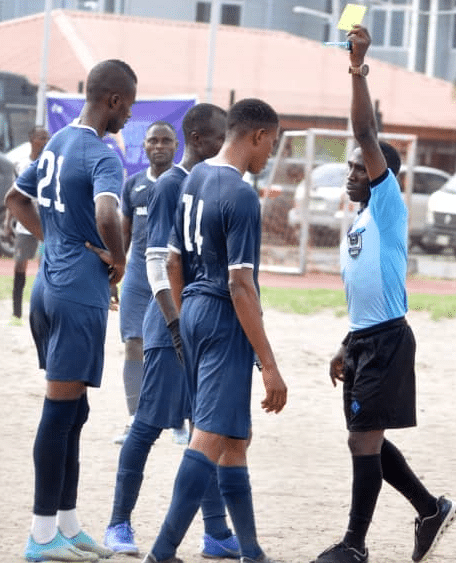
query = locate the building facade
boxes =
[3,0,456,82]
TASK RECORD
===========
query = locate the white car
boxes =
[422,174,456,253]
[288,162,450,248]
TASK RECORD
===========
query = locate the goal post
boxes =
[259,128,417,275]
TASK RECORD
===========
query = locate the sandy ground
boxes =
[1,298,455,563]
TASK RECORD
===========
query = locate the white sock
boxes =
[57,509,81,538]
[31,514,57,544]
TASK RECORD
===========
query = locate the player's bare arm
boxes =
[5,186,43,241]
[348,25,387,182]
[167,249,185,312]
[121,213,132,253]
[228,267,287,414]
[146,246,184,363]
[94,194,126,285]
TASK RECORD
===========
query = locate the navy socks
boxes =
[110,419,162,526]
[33,395,89,515]
[218,465,262,560]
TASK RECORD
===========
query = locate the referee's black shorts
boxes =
[343,317,416,432]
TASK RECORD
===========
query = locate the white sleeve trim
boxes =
[228,262,254,270]
[12,182,34,200]
[94,191,120,205]
[167,243,181,255]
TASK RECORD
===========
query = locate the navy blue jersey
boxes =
[168,161,261,300]
[143,165,188,350]
[121,167,156,294]
[15,122,124,309]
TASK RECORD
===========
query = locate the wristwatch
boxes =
[349,64,369,76]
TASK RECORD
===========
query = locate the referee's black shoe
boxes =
[412,495,456,562]
[310,542,368,563]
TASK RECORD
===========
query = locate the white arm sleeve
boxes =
[145,247,171,296]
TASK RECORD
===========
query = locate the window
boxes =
[453,14,456,48]
[371,3,408,48]
[196,2,211,22]
[221,4,241,25]
[195,2,242,26]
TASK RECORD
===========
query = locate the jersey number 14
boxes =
[183,193,203,255]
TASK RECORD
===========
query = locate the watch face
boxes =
[361,64,369,76]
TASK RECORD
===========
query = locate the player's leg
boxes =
[27,295,110,561]
[26,380,96,562]
[117,282,147,443]
[12,233,37,320]
[123,337,144,416]
[200,467,240,559]
[200,426,252,558]
[149,431,224,562]
[185,295,268,562]
[105,418,162,553]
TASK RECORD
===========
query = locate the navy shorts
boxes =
[180,294,254,439]
[29,276,108,387]
[14,233,38,261]
[135,346,191,429]
[119,283,151,341]
[343,317,417,431]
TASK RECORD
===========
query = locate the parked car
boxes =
[288,162,450,248]
[0,151,17,257]
[421,174,456,253]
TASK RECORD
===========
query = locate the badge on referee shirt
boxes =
[347,227,365,258]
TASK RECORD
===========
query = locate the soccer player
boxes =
[104,103,241,559]
[5,59,137,562]
[4,126,49,323]
[311,26,455,563]
[114,120,178,444]
[140,98,287,563]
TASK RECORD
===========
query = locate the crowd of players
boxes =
[4,24,455,563]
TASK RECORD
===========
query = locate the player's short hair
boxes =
[379,141,401,177]
[182,103,227,143]
[86,59,137,103]
[227,98,278,136]
[146,120,177,137]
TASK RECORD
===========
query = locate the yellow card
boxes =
[337,3,367,30]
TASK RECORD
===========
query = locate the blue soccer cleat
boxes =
[200,533,240,559]
[24,530,98,562]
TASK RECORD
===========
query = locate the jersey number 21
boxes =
[37,150,65,213]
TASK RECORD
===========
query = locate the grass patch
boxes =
[261,286,347,316]
[1,274,455,321]
[261,285,456,321]
[0,275,34,302]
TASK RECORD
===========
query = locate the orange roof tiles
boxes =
[0,9,455,130]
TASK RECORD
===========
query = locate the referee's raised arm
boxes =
[347,25,387,182]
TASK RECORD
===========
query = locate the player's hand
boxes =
[167,318,184,365]
[109,284,119,311]
[329,345,346,387]
[347,25,371,67]
[85,241,125,285]
[261,367,287,414]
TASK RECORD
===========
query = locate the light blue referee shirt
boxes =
[340,169,408,331]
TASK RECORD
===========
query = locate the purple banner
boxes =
[46,95,196,177]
